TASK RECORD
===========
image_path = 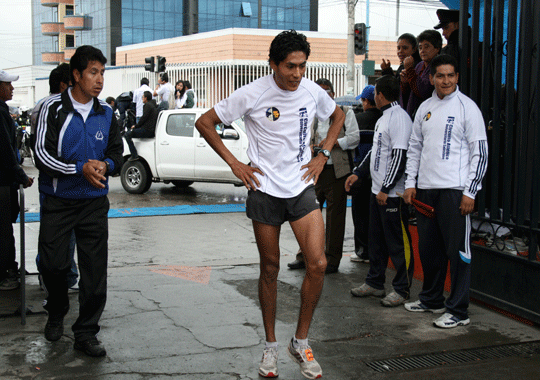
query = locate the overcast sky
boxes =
[0,0,443,69]
[0,0,33,69]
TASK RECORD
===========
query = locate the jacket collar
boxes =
[61,89,105,115]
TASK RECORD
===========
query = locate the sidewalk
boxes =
[1,211,540,379]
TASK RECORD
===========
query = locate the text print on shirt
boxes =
[297,107,308,162]
[442,116,455,160]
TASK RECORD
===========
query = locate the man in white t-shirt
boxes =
[153,72,174,111]
[132,77,152,123]
[345,75,414,307]
[196,30,345,380]
[403,54,488,329]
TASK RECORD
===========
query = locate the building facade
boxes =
[32,0,318,66]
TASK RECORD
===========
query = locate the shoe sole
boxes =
[258,370,278,378]
[405,306,446,313]
[351,289,385,298]
[286,348,322,379]
[381,300,406,307]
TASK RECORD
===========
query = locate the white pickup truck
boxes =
[120,108,249,194]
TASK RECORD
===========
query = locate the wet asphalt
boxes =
[1,163,540,379]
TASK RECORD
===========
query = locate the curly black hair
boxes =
[268,30,311,66]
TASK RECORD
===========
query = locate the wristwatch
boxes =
[318,149,331,158]
[104,160,111,174]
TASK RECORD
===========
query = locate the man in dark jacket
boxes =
[34,45,123,357]
[350,85,382,263]
[434,9,462,64]
[0,70,33,290]
[125,90,158,161]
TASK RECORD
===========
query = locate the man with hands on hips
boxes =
[196,30,344,379]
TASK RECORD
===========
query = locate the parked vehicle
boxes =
[120,108,249,194]
[15,110,34,165]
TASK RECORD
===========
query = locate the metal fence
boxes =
[103,60,367,108]
[460,0,540,323]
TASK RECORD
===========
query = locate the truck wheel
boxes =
[171,180,194,188]
[121,160,152,194]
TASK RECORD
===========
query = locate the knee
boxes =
[260,260,280,281]
[306,255,326,276]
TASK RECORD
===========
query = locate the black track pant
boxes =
[366,194,414,298]
[350,178,371,256]
[416,189,471,320]
[0,186,19,279]
[39,194,109,340]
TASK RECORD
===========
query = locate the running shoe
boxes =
[258,346,279,378]
[404,300,446,313]
[287,338,322,379]
[380,291,408,307]
[433,313,470,328]
[350,283,385,298]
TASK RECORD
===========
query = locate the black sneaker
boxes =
[287,259,306,270]
[74,337,107,357]
[44,314,64,342]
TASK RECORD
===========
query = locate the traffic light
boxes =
[354,23,367,55]
[157,56,166,72]
[144,56,155,72]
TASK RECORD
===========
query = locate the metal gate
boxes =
[459,0,540,323]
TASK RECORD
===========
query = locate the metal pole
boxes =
[396,0,400,36]
[346,0,356,95]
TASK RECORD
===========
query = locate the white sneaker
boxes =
[433,312,470,328]
[287,338,322,379]
[258,346,279,378]
[404,300,446,313]
[350,253,363,262]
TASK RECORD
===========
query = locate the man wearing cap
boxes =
[288,78,359,274]
[349,85,382,263]
[434,9,462,64]
[0,70,34,290]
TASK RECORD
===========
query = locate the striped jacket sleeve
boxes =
[34,95,79,177]
[381,148,407,193]
[463,140,488,199]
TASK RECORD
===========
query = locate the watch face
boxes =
[321,149,330,157]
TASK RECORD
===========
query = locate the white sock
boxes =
[293,336,308,349]
[265,341,278,349]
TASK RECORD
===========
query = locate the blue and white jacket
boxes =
[34,90,123,199]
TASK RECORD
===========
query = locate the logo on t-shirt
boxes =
[423,112,432,121]
[266,107,280,121]
[95,131,104,141]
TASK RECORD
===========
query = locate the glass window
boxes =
[154,30,164,41]
[65,34,75,47]
[122,9,133,28]
[144,11,154,29]
[166,114,195,137]
[155,0,165,12]
[66,5,74,16]
[133,28,144,44]
[123,0,132,8]
[133,0,144,10]
[154,12,165,30]
[122,27,133,45]
[241,2,252,17]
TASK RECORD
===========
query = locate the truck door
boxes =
[194,122,244,181]
[156,113,196,178]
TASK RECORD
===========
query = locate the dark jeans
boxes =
[0,186,19,280]
[125,128,154,157]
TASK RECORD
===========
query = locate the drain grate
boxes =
[366,340,540,372]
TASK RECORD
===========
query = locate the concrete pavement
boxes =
[1,210,540,379]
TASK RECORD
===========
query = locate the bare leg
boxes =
[290,209,327,339]
[252,220,281,343]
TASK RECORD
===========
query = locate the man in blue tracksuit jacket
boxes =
[34,45,123,357]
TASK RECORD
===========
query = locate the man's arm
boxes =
[336,108,360,150]
[0,116,31,187]
[34,98,80,177]
[460,140,488,215]
[403,113,423,204]
[195,108,263,190]
[301,105,345,184]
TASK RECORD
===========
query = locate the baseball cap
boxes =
[356,85,375,101]
[0,70,19,83]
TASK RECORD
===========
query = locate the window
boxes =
[65,5,74,16]
[65,34,75,48]
[241,2,252,17]
[166,114,195,137]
